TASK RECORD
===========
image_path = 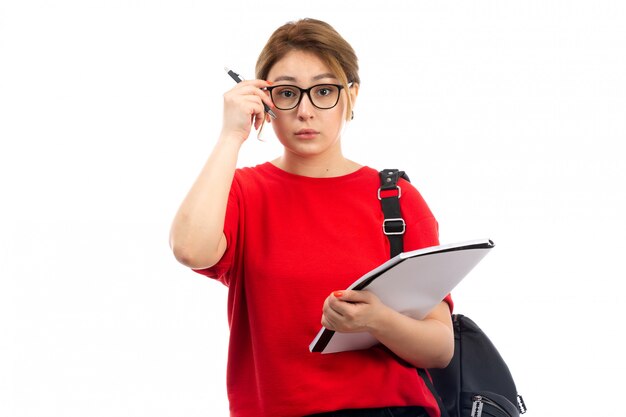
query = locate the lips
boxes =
[295,129,319,139]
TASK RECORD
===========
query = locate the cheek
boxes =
[334,99,349,125]
[270,119,289,139]
[327,110,347,134]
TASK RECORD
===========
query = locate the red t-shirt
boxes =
[194,162,452,417]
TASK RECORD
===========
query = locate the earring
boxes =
[351,111,354,120]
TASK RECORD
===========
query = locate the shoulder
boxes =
[398,176,424,200]
[233,162,272,182]
[396,174,437,221]
[230,162,281,194]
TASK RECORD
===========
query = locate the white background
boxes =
[1,1,625,416]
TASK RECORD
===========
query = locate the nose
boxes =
[296,92,314,120]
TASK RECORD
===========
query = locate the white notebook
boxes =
[309,238,495,354]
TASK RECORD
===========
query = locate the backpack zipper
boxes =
[517,394,527,414]
[471,395,512,417]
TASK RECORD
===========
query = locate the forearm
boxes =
[368,302,454,369]
[169,134,243,269]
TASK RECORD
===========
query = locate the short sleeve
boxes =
[398,178,439,251]
[192,176,241,286]
[442,293,454,313]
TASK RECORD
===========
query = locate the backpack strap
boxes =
[378,168,450,417]
[378,169,410,258]
[417,369,449,417]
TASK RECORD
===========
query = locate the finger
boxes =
[230,82,275,110]
[323,296,344,317]
[332,289,370,303]
[328,291,360,317]
[327,298,352,320]
[251,88,275,113]
[240,96,265,116]
[225,86,267,106]
[235,79,272,89]
[236,80,276,109]
[223,94,263,116]
[321,309,343,330]
[253,113,264,130]
[321,316,336,331]
[227,98,264,130]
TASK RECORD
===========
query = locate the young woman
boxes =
[170,18,454,417]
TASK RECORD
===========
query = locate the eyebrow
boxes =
[272,73,338,83]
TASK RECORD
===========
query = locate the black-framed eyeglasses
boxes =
[265,83,348,110]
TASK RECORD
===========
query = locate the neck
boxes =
[272,149,361,178]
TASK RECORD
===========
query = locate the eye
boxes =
[275,87,298,99]
[314,85,337,97]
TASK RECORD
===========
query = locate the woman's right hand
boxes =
[221,79,274,142]
[171,80,274,270]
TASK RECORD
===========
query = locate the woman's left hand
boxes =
[321,290,391,333]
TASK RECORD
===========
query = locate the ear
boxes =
[349,83,359,107]
[347,83,359,120]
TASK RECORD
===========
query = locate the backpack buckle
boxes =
[382,218,405,235]
[377,185,402,200]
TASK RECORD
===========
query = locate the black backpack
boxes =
[378,169,527,417]
[427,315,527,417]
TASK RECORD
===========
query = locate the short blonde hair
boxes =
[256,18,360,120]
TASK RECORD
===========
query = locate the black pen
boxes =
[224,67,277,119]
